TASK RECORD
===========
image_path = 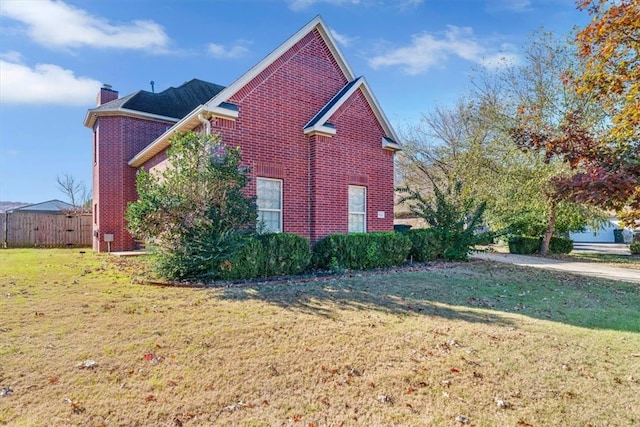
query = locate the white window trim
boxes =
[348,185,366,233]
[257,177,283,233]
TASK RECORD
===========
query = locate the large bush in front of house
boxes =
[397,180,486,261]
[629,241,640,255]
[126,131,257,281]
[218,233,311,281]
[313,232,411,271]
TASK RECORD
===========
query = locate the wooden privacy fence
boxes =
[1,211,92,248]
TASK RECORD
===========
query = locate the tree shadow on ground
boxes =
[211,261,640,333]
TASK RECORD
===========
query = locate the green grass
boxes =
[0,249,639,426]
[559,251,640,268]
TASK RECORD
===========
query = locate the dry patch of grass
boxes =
[559,252,640,269]
[1,249,639,426]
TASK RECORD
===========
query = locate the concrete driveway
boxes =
[471,252,640,284]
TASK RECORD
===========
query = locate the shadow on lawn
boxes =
[212,261,640,333]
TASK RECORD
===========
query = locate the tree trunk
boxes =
[540,201,557,256]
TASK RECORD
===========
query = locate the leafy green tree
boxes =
[397,179,486,261]
[126,131,256,280]
[397,31,610,255]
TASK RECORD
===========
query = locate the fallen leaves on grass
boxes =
[64,398,85,414]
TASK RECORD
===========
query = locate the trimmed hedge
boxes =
[630,241,640,255]
[218,233,311,280]
[508,236,540,254]
[405,229,443,262]
[549,236,573,254]
[313,232,411,270]
[508,235,574,254]
[259,233,312,276]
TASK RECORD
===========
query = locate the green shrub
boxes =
[473,231,495,246]
[508,236,540,254]
[257,233,311,277]
[405,229,443,262]
[313,232,411,271]
[397,180,486,261]
[217,237,265,281]
[218,233,311,280]
[630,241,640,255]
[549,236,573,254]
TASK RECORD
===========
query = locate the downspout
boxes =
[198,113,211,136]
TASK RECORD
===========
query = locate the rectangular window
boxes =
[348,185,366,233]
[257,178,282,233]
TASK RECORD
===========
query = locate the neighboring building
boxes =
[8,199,77,213]
[569,217,630,243]
[84,16,401,252]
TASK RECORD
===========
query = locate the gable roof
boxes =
[303,76,401,149]
[10,199,77,212]
[129,16,399,167]
[84,79,225,128]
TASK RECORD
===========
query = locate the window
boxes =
[348,185,366,233]
[257,178,282,233]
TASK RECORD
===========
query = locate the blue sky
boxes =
[0,0,589,203]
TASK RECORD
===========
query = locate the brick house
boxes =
[84,16,401,252]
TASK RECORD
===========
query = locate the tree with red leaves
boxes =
[512,109,639,254]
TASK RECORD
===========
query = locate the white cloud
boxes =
[368,26,519,75]
[288,0,360,11]
[0,56,101,105]
[329,28,356,47]
[398,0,424,9]
[0,0,169,50]
[207,40,251,59]
[491,0,532,12]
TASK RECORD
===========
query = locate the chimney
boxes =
[97,84,118,106]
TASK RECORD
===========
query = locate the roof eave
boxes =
[303,124,337,137]
[202,16,355,114]
[128,106,206,167]
[84,108,180,129]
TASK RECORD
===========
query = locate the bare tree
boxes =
[56,173,91,209]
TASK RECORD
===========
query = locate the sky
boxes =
[0,0,591,204]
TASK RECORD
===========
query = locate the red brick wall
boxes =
[214,29,351,240]
[105,27,396,250]
[93,116,171,251]
[211,28,394,242]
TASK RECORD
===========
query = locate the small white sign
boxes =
[377,211,385,219]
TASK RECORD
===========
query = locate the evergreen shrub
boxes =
[313,232,411,271]
[508,236,540,254]
[218,233,311,280]
[549,236,573,254]
[405,229,443,262]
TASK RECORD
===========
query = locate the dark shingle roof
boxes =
[96,79,225,119]
[305,77,361,128]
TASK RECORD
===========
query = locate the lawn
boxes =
[1,249,639,426]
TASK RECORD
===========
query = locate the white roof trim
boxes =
[382,137,402,151]
[304,77,401,148]
[84,108,179,129]
[209,105,239,120]
[129,106,206,167]
[129,16,363,167]
[304,124,337,137]
[203,15,355,114]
